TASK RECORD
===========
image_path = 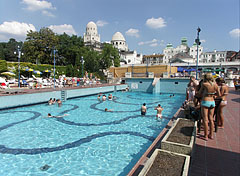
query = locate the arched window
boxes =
[120,42,122,45]
[116,42,118,45]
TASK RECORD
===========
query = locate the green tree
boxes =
[0,60,7,72]
[99,43,120,71]
[57,33,84,66]
[23,28,58,64]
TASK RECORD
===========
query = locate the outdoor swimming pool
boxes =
[0,91,185,176]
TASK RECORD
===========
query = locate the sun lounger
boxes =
[0,89,23,94]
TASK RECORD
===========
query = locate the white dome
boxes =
[86,21,97,29]
[112,32,125,41]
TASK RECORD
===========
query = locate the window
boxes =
[120,42,122,45]
[192,50,193,52]
[116,42,118,45]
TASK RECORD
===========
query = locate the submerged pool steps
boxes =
[61,90,67,101]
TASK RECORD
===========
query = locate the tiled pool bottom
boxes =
[0,92,185,176]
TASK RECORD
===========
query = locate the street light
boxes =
[146,58,149,77]
[14,46,23,88]
[195,27,201,80]
[81,56,85,78]
[53,47,57,89]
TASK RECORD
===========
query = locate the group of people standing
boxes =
[141,103,164,120]
[48,98,62,107]
[187,73,228,141]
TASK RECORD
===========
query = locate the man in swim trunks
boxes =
[155,104,163,120]
[141,103,147,115]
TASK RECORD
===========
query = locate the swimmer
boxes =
[102,95,107,101]
[141,103,147,115]
[108,94,113,100]
[105,108,113,112]
[46,113,69,118]
[48,98,53,105]
[97,94,101,100]
[57,99,62,107]
[155,104,164,120]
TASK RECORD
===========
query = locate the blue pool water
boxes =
[0,91,185,176]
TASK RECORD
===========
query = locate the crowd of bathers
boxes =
[48,98,62,107]
[97,93,115,101]
[183,73,228,141]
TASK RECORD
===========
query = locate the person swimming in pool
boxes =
[155,104,164,120]
[104,108,113,112]
[141,103,147,115]
[46,113,69,118]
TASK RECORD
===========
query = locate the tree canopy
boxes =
[0,27,120,77]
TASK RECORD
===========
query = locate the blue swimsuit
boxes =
[201,101,215,108]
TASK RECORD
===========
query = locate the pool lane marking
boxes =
[0,131,155,155]
[0,111,41,132]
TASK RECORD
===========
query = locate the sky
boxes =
[0,0,239,55]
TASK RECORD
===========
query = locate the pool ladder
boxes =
[61,90,67,102]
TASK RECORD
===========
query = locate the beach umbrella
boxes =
[33,70,42,75]
[215,68,224,72]
[44,70,51,78]
[25,68,34,77]
[177,67,184,72]
[203,69,212,72]
[25,68,34,72]
[1,71,15,77]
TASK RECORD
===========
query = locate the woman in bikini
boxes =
[216,78,229,128]
[198,73,220,140]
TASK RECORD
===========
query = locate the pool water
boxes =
[0,91,184,176]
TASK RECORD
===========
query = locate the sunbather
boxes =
[198,73,220,140]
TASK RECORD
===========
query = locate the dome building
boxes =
[83,21,101,51]
[111,32,128,51]
[111,32,142,65]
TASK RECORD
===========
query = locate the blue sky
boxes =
[0,0,239,55]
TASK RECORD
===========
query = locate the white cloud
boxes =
[146,17,166,29]
[200,39,206,43]
[125,28,139,38]
[96,20,108,27]
[229,28,240,38]
[150,43,158,47]
[48,24,77,35]
[138,39,158,46]
[0,21,36,41]
[21,0,56,17]
[42,10,55,17]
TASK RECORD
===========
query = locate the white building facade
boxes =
[83,21,101,51]
[163,38,190,63]
[189,42,203,61]
[111,32,142,65]
[200,50,227,63]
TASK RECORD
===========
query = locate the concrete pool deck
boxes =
[128,88,239,176]
[189,88,240,176]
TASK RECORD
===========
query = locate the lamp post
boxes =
[146,58,149,77]
[81,56,85,78]
[195,27,201,80]
[15,46,23,88]
[53,47,56,89]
